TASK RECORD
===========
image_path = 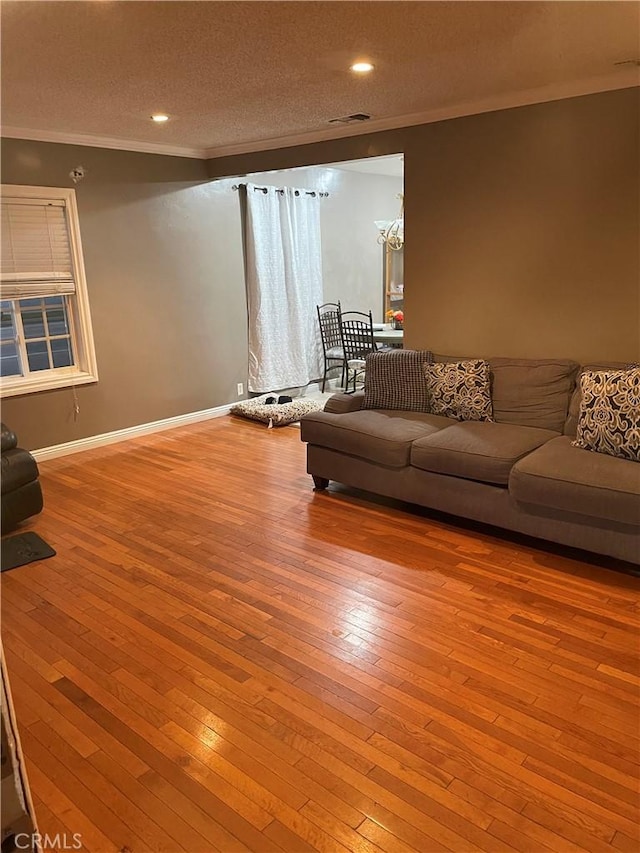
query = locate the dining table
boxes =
[373,327,404,348]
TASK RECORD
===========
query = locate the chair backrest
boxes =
[317,301,342,353]
[340,310,376,362]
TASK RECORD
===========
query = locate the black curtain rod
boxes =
[232,183,329,198]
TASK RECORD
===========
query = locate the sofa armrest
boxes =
[1,424,18,453]
[323,391,365,414]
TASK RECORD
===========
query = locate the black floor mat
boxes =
[1,532,56,572]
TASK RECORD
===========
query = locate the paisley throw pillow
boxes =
[423,360,493,422]
[572,369,640,462]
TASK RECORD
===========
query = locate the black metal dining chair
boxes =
[339,310,377,393]
[317,301,346,392]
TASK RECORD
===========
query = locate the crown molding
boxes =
[202,72,639,160]
[0,126,207,159]
[2,72,637,162]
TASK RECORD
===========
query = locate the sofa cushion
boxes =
[510,436,640,525]
[572,369,640,462]
[324,391,365,414]
[488,357,579,433]
[564,361,634,436]
[362,349,432,412]
[300,409,452,468]
[424,360,493,422]
[411,422,557,485]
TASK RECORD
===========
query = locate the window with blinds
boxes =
[0,185,98,397]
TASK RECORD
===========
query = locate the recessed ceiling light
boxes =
[151,114,169,122]
[351,62,374,74]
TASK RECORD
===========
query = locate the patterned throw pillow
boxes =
[362,349,433,411]
[572,369,640,462]
[423,360,493,422]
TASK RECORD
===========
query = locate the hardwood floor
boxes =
[2,417,639,853]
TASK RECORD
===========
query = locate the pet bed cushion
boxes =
[230,395,325,426]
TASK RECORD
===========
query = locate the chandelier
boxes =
[375,193,404,251]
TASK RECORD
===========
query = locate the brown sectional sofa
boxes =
[300,355,640,565]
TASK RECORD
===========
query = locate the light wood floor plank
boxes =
[2,417,638,852]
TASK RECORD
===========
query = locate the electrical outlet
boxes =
[237,383,244,396]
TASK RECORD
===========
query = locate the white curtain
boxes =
[244,184,324,393]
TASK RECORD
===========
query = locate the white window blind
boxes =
[1,197,75,298]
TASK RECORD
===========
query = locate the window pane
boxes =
[1,307,16,341]
[21,307,46,339]
[51,337,74,368]
[2,188,97,394]
[46,307,69,336]
[26,340,50,372]
[0,342,21,376]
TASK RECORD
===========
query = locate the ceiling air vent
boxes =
[328,113,371,125]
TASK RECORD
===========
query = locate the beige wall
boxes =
[403,88,639,361]
[1,142,403,450]
[1,141,249,450]
[2,88,637,448]
[209,88,640,363]
[317,168,403,323]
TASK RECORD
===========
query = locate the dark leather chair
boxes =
[1,424,43,532]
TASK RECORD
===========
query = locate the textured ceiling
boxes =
[1,1,638,157]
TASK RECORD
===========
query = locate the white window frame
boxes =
[1,185,98,397]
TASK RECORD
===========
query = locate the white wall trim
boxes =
[32,403,233,461]
[3,74,637,163]
[0,127,206,160]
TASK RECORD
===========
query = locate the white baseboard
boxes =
[32,403,232,462]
